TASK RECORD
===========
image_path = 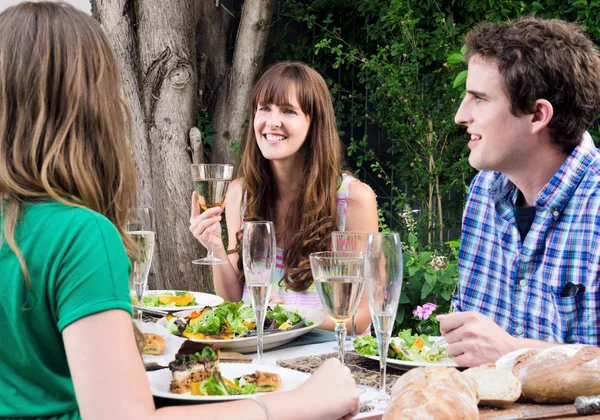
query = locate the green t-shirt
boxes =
[0,201,132,419]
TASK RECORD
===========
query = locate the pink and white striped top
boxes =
[242,174,357,309]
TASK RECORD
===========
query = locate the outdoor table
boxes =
[148,320,600,419]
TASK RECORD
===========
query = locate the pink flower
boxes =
[412,302,437,320]
[428,256,446,272]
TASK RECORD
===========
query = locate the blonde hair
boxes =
[0,2,138,288]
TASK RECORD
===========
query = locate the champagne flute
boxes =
[332,231,369,345]
[309,251,365,364]
[190,163,234,265]
[242,221,276,364]
[365,232,403,406]
[127,207,156,323]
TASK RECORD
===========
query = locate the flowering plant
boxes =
[390,205,459,336]
[412,302,441,336]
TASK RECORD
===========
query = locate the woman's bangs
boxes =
[255,75,311,115]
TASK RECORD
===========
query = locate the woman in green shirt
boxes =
[0,2,359,419]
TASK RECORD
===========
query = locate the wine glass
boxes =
[332,231,369,346]
[127,207,156,323]
[309,251,365,364]
[242,221,276,364]
[190,163,234,265]
[365,232,403,406]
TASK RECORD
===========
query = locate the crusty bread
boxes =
[254,371,282,392]
[142,333,166,355]
[383,367,479,420]
[463,363,521,407]
[496,345,600,403]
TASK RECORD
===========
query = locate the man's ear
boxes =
[531,99,553,134]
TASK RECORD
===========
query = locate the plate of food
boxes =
[147,346,310,401]
[157,302,326,353]
[354,329,458,370]
[134,290,224,312]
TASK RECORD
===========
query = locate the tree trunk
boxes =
[210,0,276,171]
[93,0,276,292]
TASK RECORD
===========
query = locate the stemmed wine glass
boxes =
[365,232,403,406]
[190,163,234,265]
[127,207,156,323]
[331,231,369,346]
[242,221,276,364]
[309,251,365,364]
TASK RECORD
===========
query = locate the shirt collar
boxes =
[488,132,599,209]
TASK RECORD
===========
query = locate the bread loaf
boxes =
[383,367,479,420]
[463,363,521,407]
[495,345,600,403]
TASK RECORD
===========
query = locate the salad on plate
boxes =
[354,328,448,363]
[138,291,197,308]
[165,301,313,340]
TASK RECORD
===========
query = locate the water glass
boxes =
[242,221,276,364]
[365,232,403,405]
[309,251,365,364]
[127,207,155,322]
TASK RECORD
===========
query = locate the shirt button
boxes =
[519,280,527,287]
[515,326,524,335]
[553,210,559,217]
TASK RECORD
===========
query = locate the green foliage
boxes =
[195,108,216,153]
[276,0,600,240]
[395,205,459,334]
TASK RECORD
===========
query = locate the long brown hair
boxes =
[237,62,342,292]
[0,2,138,288]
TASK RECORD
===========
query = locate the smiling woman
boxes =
[189,62,379,334]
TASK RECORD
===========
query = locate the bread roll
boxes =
[463,363,521,407]
[142,333,166,355]
[496,345,600,403]
[383,367,479,420]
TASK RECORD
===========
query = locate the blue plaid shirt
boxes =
[454,133,600,345]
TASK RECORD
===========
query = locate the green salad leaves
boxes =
[166,301,312,339]
[354,328,448,363]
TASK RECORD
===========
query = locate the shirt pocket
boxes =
[549,288,594,344]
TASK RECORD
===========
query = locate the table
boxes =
[148,324,600,419]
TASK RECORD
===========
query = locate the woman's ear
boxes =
[531,99,553,135]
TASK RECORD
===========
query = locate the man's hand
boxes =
[437,311,518,367]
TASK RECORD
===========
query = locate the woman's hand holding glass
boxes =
[189,191,225,256]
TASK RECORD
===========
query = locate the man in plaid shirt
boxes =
[437,18,600,367]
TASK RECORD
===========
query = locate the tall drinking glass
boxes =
[309,251,365,364]
[191,163,234,265]
[127,207,156,323]
[365,232,403,405]
[332,231,369,345]
[242,221,276,364]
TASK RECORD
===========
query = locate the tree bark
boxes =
[210,0,276,172]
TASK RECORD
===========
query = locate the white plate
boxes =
[135,290,224,312]
[363,353,458,369]
[148,363,310,401]
[157,305,326,353]
[360,336,458,370]
[138,322,186,366]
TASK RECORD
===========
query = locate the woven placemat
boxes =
[277,350,405,394]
